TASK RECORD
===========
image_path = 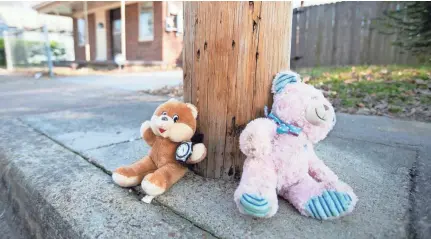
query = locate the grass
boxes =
[297,65,431,122]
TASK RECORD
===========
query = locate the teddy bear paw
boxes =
[140,121,151,138]
[187,143,207,164]
[239,193,271,218]
[304,190,354,220]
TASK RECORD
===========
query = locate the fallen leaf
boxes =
[357,108,371,115]
[357,103,365,108]
[320,85,330,91]
[375,102,388,110]
[380,69,389,74]
[406,90,415,96]
[347,108,357,114]
[363,95,373,103]
[407,108,416,116]
[415,79,427,85]
[416,89,431,96]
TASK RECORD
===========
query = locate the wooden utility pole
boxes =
[183,1,293,179]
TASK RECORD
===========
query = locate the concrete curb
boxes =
[0,119,214,239]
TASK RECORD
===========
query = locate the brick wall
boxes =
[73,18,85,61]
[73,14,96,61]
[88,14,96,61]
[125,2,163,61]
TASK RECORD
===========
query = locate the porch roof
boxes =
[32,1,137,18]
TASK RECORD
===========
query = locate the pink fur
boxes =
[234,71,357,219]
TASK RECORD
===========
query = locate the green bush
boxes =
[0,39,67,66]
[0,38,5,66]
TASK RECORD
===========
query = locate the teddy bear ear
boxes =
[272,70,302,94]
[186,103,198,119]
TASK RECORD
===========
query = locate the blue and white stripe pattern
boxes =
[240,193,270,217]
[273,71,301,94]
[305,190,353,220]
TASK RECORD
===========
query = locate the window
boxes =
[165,14,183,33]
[77,18,86,46]
[139,2,154,41]
[165,1,183,33]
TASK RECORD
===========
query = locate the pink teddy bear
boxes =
[234,71,358,220]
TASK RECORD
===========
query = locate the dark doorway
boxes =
[110,8,121,58]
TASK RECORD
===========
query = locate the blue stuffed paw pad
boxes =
[239,193,270,218]
[305,190,353,220]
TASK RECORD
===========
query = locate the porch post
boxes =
[121,0,126,59]
[84,1,90,61]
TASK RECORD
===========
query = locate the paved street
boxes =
[0,73,430,238]
[56,70,183,91]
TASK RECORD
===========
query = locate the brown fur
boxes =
[113,100,203,194]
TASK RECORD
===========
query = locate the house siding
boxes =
[163,31,183,65]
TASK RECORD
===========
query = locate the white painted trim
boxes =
[121,0,126,59]
[84,1,90,61]
[95,9,107,61]
[77,18,86,47]
[72,1,137,18]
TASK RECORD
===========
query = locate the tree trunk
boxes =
[183,1,293,179]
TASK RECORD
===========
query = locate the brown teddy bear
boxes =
[112,99,207,203]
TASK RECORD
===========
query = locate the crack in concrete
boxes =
[152,199,220,239]
[407,149,420,239]
[17,118,220,238]
[0,208,5,218]
[332,134,420,150]
[85,137,141,151]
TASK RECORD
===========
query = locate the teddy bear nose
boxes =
[323,104,329,111]
[161,116,168,121]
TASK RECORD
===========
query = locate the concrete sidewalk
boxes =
[0,75,169,117]
[0,101,429,238]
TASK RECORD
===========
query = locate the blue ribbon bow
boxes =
[264,106,302,136]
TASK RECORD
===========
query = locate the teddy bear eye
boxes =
[173,115,179,122]
[162,111,167,115]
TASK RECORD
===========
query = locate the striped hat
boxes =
[272,70,301,94]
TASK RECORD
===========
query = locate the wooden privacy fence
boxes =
[291,1,418,69]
